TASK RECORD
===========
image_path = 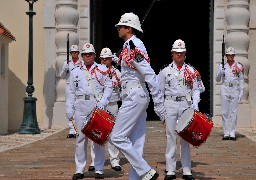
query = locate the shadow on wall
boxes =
[8,70,26,132]
[43,66,56,129]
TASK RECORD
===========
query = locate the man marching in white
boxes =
[66,43,112,180]
[60,45,83,138]
[158,39,205,180]
[110,12,167,180]
[89,47,122,171]
[216,47,244,141]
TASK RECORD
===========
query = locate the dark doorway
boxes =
[93,0,211,120]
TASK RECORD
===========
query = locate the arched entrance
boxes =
[93,0,211,120]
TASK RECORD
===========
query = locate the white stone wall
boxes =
[248,0,256,130]
[212,0,226,126]
[0,37,10,134]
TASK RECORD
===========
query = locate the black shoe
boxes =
[88,166,95,171]
[229,137,237,141]
[222,136,230,140]
[72,173,84,180]
[67,134,76,138]
[95,173,104,179]
[150,172,159,180]
[111,165,122,171]
[182,175,195,180]
[164,174,176,180]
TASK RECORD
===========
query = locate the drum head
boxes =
[176,107,194,133]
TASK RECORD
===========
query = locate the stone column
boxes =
[248,0,256,130]
[225,0,250,102]
[225,0,251,128]
[53,0,79,128]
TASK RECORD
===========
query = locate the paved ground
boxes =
[0,121,256,180]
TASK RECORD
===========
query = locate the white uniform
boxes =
[60,59,83,135]
[90,67,122,168]
[66,62,112,174]
[216,62,244,138]
[158,62,205,175]
[109,35,166,180]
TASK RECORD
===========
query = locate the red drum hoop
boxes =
[81,108,115,145]
[175,107,214,147]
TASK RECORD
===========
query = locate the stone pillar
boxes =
[248,0,256,130]
[78,0,90,49]
[225,0,251,128]
[53,0,79,128]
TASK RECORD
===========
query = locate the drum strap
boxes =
[170,66,191,103]
[82,70,102,101]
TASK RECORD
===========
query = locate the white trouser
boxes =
[110,87,150,180]
[221,85,239,137]
[90,102,121,167]
[66,86,76,134]
[164,99,192,174]
[74,99,105,173]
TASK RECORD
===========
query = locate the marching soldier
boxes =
[158,39,205,180]
[89,47,122,172]
[109,12,167,180]
[60,44,83,138]
[66,43,112,180]
[216,47,244,141]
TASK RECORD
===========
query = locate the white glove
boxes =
[154,104,167,122]
[191,101,199,111]
[218,64,225,75]
[112,53,120,63]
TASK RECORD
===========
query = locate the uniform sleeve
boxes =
[66,71,76,119]
[133,60,167,121]
[60,60,69,79]
[157,69,166,93]
[238,64,245,100]
[215,64,223,82]
[99,70,113,107]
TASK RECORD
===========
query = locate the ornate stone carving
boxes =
[55,0,79,101]
[225,0,250,103]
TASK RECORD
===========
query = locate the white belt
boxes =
[76,94,95,100]
[122,82,146,95]
[223,82,239,87]
[165,95,186,101]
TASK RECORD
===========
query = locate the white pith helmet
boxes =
[226,47,235,55]
[100,47,112,58]
[172,39,186,52]
[115,12,143,33]
[70,45,79,52]
[81,43,95,54]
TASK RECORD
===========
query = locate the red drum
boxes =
[81,108,115,146]
[175,107,213,147]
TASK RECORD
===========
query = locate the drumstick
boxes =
[71,118,79,137]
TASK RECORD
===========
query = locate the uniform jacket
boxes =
[119,35,167,121]
[109,67,121,102]
[216,61,244,92]
[66,62,112,119]
[158,62,205,104]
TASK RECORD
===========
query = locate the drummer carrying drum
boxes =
[157,39,205,180]
[66,43,113,180]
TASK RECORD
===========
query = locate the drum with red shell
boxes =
[175,107,214,147]
[81,108,115,146]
